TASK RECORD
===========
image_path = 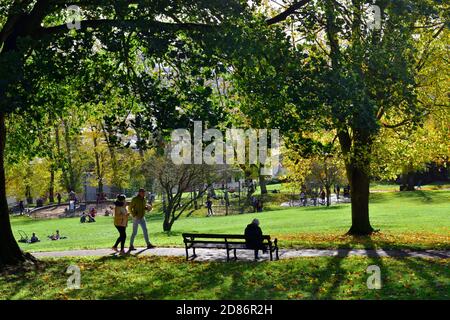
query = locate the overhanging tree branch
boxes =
[33,19,215,38]
[266,0,312,25]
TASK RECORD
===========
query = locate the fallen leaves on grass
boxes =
[276,231,450,250]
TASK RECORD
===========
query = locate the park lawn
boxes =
[0,255,448,300]
[11,190,450,252]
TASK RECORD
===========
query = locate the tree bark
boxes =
[0,113,25,267]
[163,218,172,232]
[259,174,268,194]
[25,184,33,204]
[48,167,55,203]
[62,119,76,192]
[92,132,103,194]
[338,130,375,235]
[325,185,331,207]
[346,163,374,235]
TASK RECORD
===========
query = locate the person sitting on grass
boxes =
[80,211,87,223]
[87,211,96,223]
[49,230,60,240]
[30,233,39,243]
[244,219,267,260]
[104,206,113,216]
[89,207,97,218]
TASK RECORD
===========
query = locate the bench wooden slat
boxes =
[191,243,251,249]
[185,240,247,244]
[182,232,279,262]
[182,233,271,240]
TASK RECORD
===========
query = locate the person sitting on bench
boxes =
[244,219,267,259]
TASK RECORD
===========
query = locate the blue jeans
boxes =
[130,218,150,247]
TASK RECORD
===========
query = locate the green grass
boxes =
[1,255,448,299]
[11,190,450,252]
[369,181,450,192]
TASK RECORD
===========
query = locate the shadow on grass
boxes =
[2,250,449,300]
[304,205,346,212]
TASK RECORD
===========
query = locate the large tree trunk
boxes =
[325,185,331,207]
[0,113,25,267]
[401,165,415,191]
[62,119,77,192]
[346,164,374,235]
[92,132,103,194]
[101,124,121,193]
[259,174,268,194]
[48,167,55,203]
[338,130,375,235]
[163,218,172,232]
[25,184,33,204]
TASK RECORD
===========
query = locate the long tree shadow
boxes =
[383,249,449,299]
[181,243,354,300]
[362,235,386,296]
[313,244,350,299]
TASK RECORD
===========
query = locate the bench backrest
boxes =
[182,233,271,241]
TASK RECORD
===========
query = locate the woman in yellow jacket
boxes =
[112,194,129,255]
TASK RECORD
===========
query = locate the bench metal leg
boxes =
[276,247,279,260]
[233,249,237,260]
[269,248,273,261]
[226,249,230,262]
[254,250,258,261]
[185,247,189,261]
[193,248,196,258]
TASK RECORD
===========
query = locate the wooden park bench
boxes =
[182,233,279,261]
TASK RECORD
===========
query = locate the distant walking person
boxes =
[256,199,263,212]
[320,189,326,205]
[129,188,155,251]
[56,192,62,205]
[300,192,307,206]
[113,194,129,255]
[244,219,267,260]
[18,200,25,215]
[206,198,214,217]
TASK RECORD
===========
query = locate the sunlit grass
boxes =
[0,255,448,300]
[11,190,450,252]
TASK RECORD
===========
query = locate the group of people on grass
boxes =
[80,207,97,223]
[299,184,351,206]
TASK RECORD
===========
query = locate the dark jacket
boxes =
[244,223,264,249]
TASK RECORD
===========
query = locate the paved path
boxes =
[31,247,450,262]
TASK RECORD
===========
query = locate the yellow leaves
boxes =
[277,231,450,249]
[274,283,287,291]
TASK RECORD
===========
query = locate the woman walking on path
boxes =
[113,194,129,255]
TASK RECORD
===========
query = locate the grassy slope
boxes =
[11,190,450,252]
[1,255,448,300]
